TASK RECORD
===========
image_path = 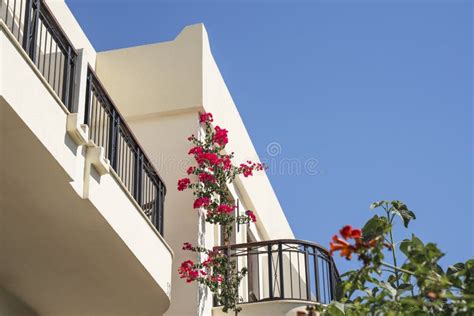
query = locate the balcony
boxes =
[0,0,172,314]
[213,239,340,316]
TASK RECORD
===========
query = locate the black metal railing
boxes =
[215,239,340,306]
[2,0,166,235]
[1,0,76,111]
[84,67,166,235]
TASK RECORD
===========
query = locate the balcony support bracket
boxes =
[66,113,89,146]
[86,146,110,176]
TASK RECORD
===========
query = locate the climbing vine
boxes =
[177,112,264,313]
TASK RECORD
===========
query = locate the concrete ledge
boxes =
[213,299,322,316]
[66,113,89,145]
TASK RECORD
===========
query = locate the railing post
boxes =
[313,247,321,302]
[159,182,165,235]
[22,0,39,60]
[304,245,311,300]
[278,242,284,298]
[62,45,73,110]
[108,113,118,169]
[83,70,92,125]
[267,244,273,299]
[134,149,143,205]
[22,0,33,50]
[152,182,164,236]
[152,185,159,231]
[328,259,335,301]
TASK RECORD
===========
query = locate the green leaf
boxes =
[362,215,390,241]
[387,274,397,286]
[390,201,416,228]
[447,262,465,275]
[376,280,397,298]
[397,283,413,295]
[327,301,346,315]
[370,200,386,209]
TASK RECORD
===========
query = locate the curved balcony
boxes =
[213,239,340,315]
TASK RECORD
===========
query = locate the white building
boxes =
[0,1,338,315]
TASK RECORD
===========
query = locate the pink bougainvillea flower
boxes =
[186,166,196,175]
[196,152,219,166]
[239,163,253,177]
[200,112,214,123]
[199,172,216,184]
[193,197,210,209]
[202,256,214,267]
[213,126,228,146]
[246,210,257,222]
[188,146,203,155]
[177,178,191,191]
[220,155,232,170]
[217,204,235,214]
[182,242,193,250]
[209,275,224,283]
[178,260,199,283]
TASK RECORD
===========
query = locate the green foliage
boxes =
[316,200,474,315]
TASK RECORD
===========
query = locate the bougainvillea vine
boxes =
[177,112,265,313]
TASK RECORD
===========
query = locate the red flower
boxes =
[213,126,228,146]
[239,164,254,177]
[340,225,353,240]
[209,275,224,283]
[193,197,210,209]
[196,152,219,166]
[188,146,203,155]
[178,260,199,283]
[199,172,216,183]
[330,235,355,260]
[202,256,215,267]
[220,155,232,170]
[330,225,379,261]
[182,242,193,250]
[246,210,257,222]
[200,112,214,123]
[351,229,362,239]
[340,225,362,240]
[177,178,191,191]
[217,204,235,214]
[186,166,196,175]
[238,161,265,177]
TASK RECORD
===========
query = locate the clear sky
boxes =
[66,0,472,271]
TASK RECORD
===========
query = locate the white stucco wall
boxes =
[0,287,38,316]
[96,23,295,244]
[45,0,97,66]
[95,22,297,316]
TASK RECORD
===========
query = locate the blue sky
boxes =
[67,0,472,271]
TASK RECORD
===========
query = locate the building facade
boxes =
[0,1,338,315]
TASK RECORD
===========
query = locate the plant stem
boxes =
[386,208,400,288]
[380,261,466,291]
[381,261,415,276]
